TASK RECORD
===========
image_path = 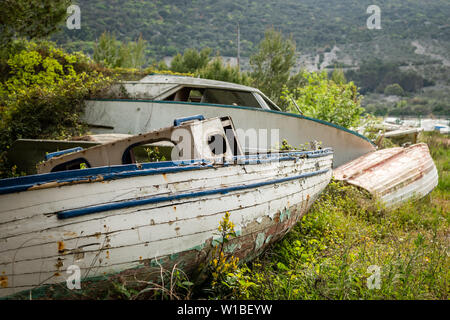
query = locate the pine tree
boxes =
[250,28,296,107]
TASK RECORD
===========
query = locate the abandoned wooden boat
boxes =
[0,116,333,298]
[82,74,374,167]
[371,123,423,147]
[333,143,438,206]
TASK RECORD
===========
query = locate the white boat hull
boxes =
[83,99,374,167]
[0,151,333,297]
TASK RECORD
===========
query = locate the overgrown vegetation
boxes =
[345,59,434,94]
[282,71,364,128]
[0,40,114,178]
[0,0,70,48]
[93,32,147,69]
[210,132,449,300]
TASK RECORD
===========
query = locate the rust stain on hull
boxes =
[57,241,65,253]
[0,276,7,288]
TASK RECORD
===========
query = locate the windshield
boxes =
[163,87,262,109]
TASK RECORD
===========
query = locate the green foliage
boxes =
[0,40,113,178]
[384,83,405,96]
[362,88,450,117]
[345,59,432,94]
[0,0,70,47]
[197,56,252,86]
[124,35,147,69]
[421,132,450,194]
[282,71,364,129]
[53,1,450,59]
[158,48,252,86]
[249,28,296,108]
[207,211,240,298]
[144,146,166,162]
[93,32,120,67]
[93,32,147,69]
[170,48,212,73]
[225,170,449,300]
[330,68,347,85]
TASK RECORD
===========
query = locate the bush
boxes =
[282,71,364,129]
[197,56,252,86]
[223,175,449,300]
[0,40,113,178]
[384,83,405,96]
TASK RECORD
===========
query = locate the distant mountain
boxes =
[55,0,450,61]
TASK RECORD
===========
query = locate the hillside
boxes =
[57,0,450,59]
[53,0,450,116]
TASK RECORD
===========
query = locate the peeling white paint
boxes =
[0,152,333,297]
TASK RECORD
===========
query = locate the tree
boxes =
[170,48,212,73]
[126,35,146,69]
[0,0,70,47]
[331,68,347,84]
[249,28,296,108]
[282,71,364,129]
[197,56,251,86]
[93,32,147,69]
[384,83,405,96]
[93,32,121,68]
[0,41,112,178]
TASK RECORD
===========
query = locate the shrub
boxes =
[282,71,364,129]
[197,56,252,86]
[0,40,113,178]
[384,83,405,96]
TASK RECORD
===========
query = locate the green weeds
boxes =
[220,133,449,300]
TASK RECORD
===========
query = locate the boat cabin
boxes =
[105,74,282,111]
[37,116,243,174]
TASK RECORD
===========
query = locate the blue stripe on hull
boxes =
[57,168,331,220]
[0,149,333,195]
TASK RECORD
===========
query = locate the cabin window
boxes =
[123,143,173,164]
[51,158,91,172]
[264,98,280,111]
[163,87,205,102]
[188,89,204,103]
[258,94,281,111]
[202,88,261,108]
[163,87,262,109]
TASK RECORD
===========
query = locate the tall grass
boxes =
[219,132,449,300]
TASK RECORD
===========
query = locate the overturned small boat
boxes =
[370,122,424,147]
[333,143,438,206]
[0,116,333,298]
